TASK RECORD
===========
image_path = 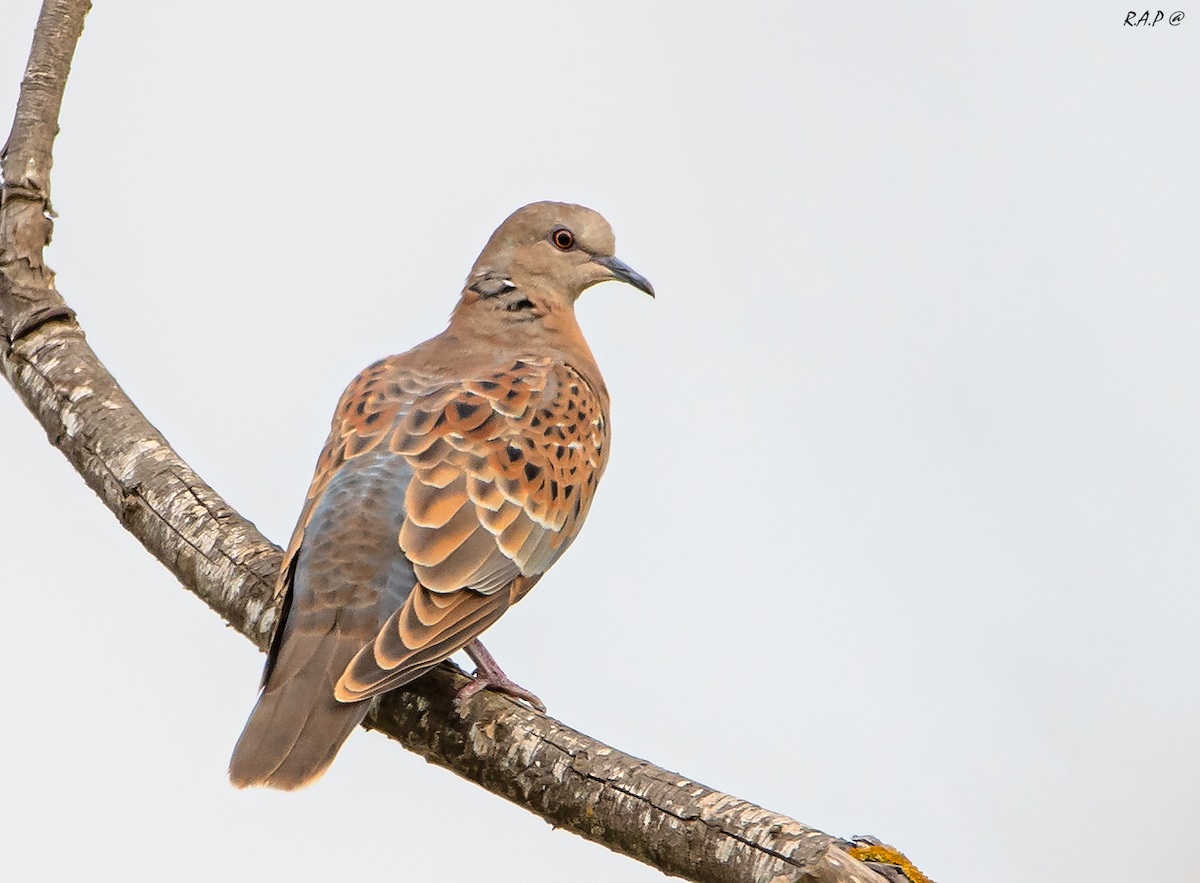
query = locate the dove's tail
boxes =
[228,629,369,791]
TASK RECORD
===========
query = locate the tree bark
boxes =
[0,4,920,882]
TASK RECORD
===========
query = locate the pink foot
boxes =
[456,639,546,712]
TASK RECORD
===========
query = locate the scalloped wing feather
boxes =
[237,354,609,777]
[328,356,608,699]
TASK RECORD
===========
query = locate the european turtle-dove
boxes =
[228,202,652,790]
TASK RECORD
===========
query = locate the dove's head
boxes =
[459,202,654,319]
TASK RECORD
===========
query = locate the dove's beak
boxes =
[592,255,655,298]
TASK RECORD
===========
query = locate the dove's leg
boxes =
[457,640,546,712]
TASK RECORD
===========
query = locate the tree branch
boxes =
[0,5,918,882]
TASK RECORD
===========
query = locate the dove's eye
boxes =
[550,227,575,250]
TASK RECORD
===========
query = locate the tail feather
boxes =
[229,631,368,790]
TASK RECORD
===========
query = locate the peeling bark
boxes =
[367,669,886,882]
[0,316,284,646]
[0,4,917,882]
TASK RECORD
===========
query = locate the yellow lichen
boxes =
[847,841,936,883]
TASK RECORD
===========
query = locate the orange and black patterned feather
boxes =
[334,357,608,702]
[229,353,609,788]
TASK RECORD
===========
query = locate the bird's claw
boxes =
[454,674,546,712]
[456,638,546,712]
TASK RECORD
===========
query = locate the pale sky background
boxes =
[2,3,1197,882]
